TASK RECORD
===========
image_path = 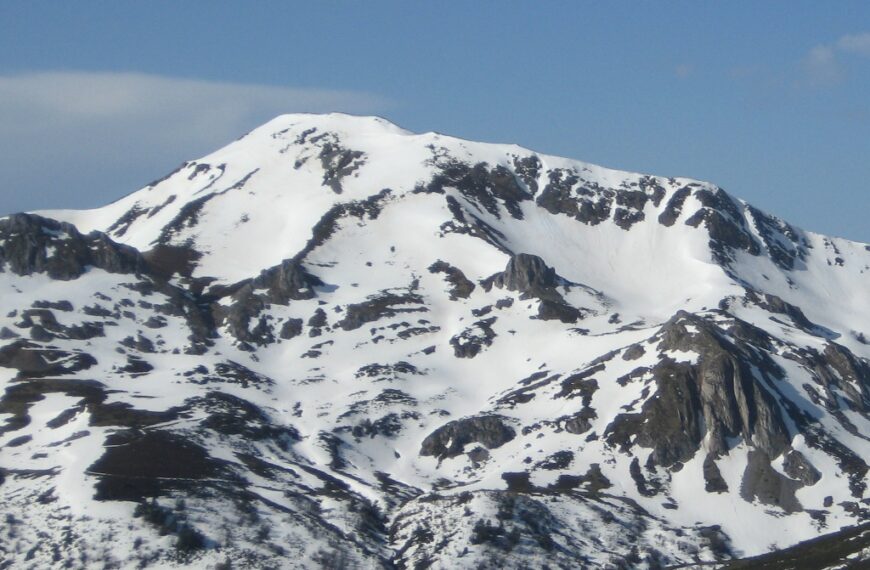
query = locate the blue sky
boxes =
[1,2,868,241]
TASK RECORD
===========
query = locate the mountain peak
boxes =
[4,115,870,568]
[252,111,414,138]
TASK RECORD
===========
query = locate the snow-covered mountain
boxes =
[2,113,869,568]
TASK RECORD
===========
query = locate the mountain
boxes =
[1,113,869,569]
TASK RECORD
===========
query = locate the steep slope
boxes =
[1,113,869,568]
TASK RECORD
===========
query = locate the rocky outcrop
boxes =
[0,213,145,280]
[420,415,516,460]
[680,188,807,273]
[450,317,497,358]
[315,135,366,194]
[251,258,322,305]
[428,260,475,300]
[212,259,322,346]
[339,291,427,331]
[606,312,793,468]
[536,169,612,226]
[489,253,559,298]
[483,253,587,323]
[0,340,97,380]
[740,450,803,513]
[421,160,529,220]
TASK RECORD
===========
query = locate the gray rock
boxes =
[339,292,425,331]
[251,258,322,305]
[740,450,802,513]
[491,253,558,297]
[0,213,145,280]
[783,449,822,486]
[605,312,792,468]
[622,343,646,361]
[428,260,475,300]
[703,455,729,493]
[279,318,304,340]
[450,317,497,358]
[420,415,516,460]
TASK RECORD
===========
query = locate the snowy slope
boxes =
[1,113,869,568]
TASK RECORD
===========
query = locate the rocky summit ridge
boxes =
[1,113,869,568]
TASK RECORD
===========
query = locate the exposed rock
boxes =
[450,317,497,358]
[0,378,106,434]
[537,169,614,226]
[420,415,516,460]
[684,189,762,266]
[622,344,646,361]
[537,299,584,323]
[120,334,155,354]
[90,430,230,501]
[657,187,691,226]
[279,318,304,340]
[422,160,529,220]
[740,450,802,513]
[562,408,597,435]
[214,259,322,345]
[512,155,542,195]
[629,457,661,497]
[350,413,407,439]
[438,194,512,252]
[195,391,298,443]
[488,253,559,298]
[428,260,475,300]
[193,361,274,389]
[703,455,729,493]
[746,205,808,271]
[308,307,328,328]
[535,450,574,470]
[613,190,648,230]
[31,300,73,311]
[556,367,601,401]
[354,361,420,381]
[745,290,818,332]
[482,253,588,323]
[605,312,792,468]
[783,449,822,486]
[293,188,392,262]
[14,308,104,341]
[0,213,145,280]
[318,138,366,194]
[142,244,200,278]
[339,292,426,331]
[0,341,97,379]
[250,259,322,305]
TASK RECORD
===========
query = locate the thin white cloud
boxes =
[801,32,870,86]
[836,33,870,57]
[802,44,842,86]
[674,64,693,79]
[0,71,390,213]
[0,71,389,141]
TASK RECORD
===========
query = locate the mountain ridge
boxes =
[1,113,869,568]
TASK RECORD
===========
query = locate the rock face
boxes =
[491,253,559,297]
[484,253,589,323]
[1,113,869,569]
[0,213,145,279]
[215,258,322,346]
[250,258,323,304]
[629,312,791,466]
[420,415,516,459]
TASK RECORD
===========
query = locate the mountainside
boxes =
[2,113,869,569]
